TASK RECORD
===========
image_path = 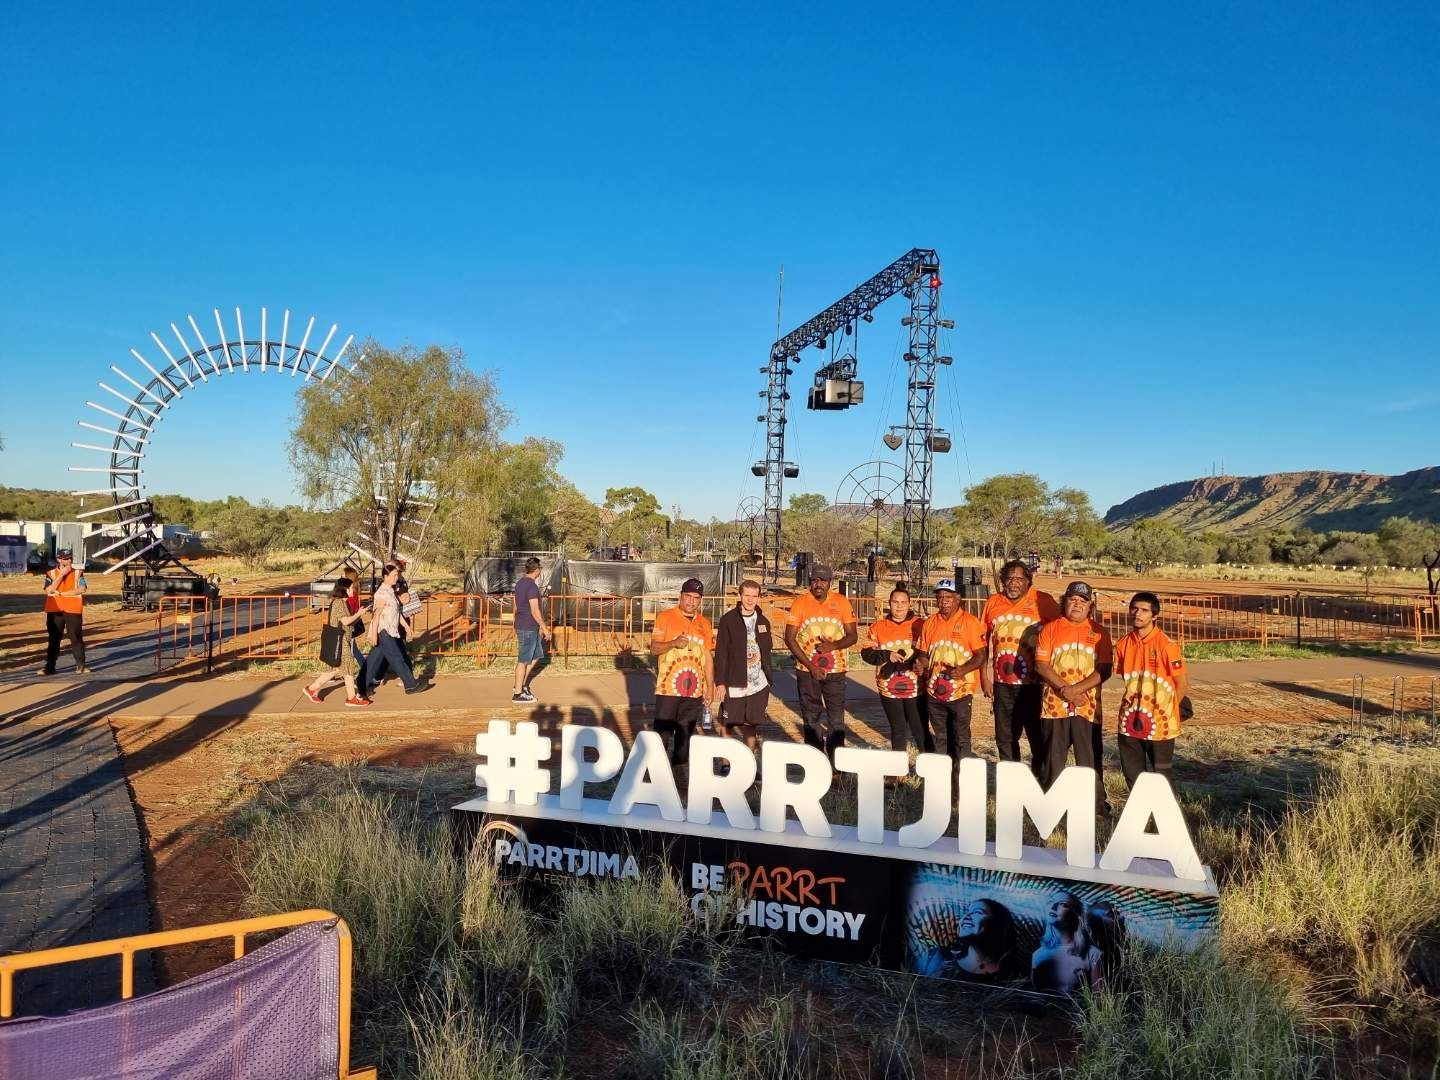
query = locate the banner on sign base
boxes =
[452,792,1217,994]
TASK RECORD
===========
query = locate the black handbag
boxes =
[320,624,345,668]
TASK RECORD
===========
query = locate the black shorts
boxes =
[654,695,704,724]
[720,688,770,729]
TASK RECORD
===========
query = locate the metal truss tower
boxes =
[754,249,944,584]
[900,260,945,586]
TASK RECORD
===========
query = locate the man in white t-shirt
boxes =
[711,579,772,752]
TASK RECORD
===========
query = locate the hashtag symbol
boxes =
[474,720,552,805]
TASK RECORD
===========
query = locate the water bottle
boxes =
[700,702,715,734]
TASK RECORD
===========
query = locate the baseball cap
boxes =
[809,564,834,581]
[933,578,957,593]
[1062,581,1094,601]
[680,577,705,596]
[56,549,73,559]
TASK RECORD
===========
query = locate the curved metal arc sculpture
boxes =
[69,307,362,576]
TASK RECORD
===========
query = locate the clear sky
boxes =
[2,3,1436,523]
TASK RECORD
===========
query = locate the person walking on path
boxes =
[861,586,931,755]
[342,565,368,675]
[981,560,1061,783]
[512,557,552,704]
[1034,581,1113,809]
[915,579,987,761]
[40,549,88,675]
[784,564,859,760]
[650,577,715,765]
[712,579,772,754]
[360,563,431,696]
[304,579,371,706]
[1113,591,1190,790]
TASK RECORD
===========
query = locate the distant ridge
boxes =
[1105,468,1440,533]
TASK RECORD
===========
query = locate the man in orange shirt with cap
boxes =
[784,564,858,760]
[915,578,987,761]
[1034,581,1112,806]
[980,559,1061,783]
[40,549,88,675]
[1113,591,1190,789]
[649,577,715,765]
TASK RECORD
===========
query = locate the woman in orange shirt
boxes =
[860,586,931,754]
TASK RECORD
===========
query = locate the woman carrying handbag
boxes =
[304,579,371,706]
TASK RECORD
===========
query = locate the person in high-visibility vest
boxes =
[40,549,88,675]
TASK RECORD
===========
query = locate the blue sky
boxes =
[2,3,1437,522]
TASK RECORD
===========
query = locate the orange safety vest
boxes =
[44,567,85,615]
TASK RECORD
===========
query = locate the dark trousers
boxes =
[927,695,975,760]
[654,695,703,764]
[993,683,1047,782]
[880,695,933,754]
[367,627,412,685]
[1046,714,1106,806]
[363,631,419,692]
[797,671,847,756]
[1117,734,1175,789]
[45,611,86,672]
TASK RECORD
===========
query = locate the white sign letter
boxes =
[758,741,833,837]
[897,752,953,848]
[1101,773,1205,881]
[686,734,758,829]
[834,747,908,843]
[559,725,625,809]
[955,757,987,856]
[608,731,685,822]
[994,762,1096,868]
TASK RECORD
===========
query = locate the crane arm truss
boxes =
[768,248,938,362]
[758,248,941,583]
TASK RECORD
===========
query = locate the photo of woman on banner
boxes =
[1031,892,1104,993]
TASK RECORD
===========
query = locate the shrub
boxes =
[1223,758,1440,1004]
[1067,944,1322,1079]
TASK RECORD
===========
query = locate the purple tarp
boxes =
[0,919,342,1080]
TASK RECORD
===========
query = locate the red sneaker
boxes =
[303,687,323,704]
[345,696,371,708]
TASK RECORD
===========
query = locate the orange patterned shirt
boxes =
[786,590,857,676]
[1113,628,1185,741]
[652,607,715,698]
[917,608,986,702]
[867,616,922,699]
[1036,617,1113,722]
[981,588,1061,686]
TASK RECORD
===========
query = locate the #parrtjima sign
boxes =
[451,722,1218,995]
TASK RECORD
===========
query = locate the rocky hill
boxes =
[1105,468,1440,533]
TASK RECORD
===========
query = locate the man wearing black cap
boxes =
[784,564,858,759]
[1034,581,1113,807]
[40,549,88,675]
[649,577,716,765]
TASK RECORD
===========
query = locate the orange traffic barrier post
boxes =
[0,908,374,1080]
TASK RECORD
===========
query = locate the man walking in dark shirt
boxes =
[512,557,551,703]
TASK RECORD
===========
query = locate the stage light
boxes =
[929,276,942,288]
[759,365,769,374]
[816,337,827,350]
[783,367,794,376]
[759,390,767,397]
[903,352,917,362]
[756,415,765,423]
[861,312,874,323]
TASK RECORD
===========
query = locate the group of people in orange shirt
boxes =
[644,560,1189,800]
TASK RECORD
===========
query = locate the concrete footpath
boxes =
[2,652,1438,723]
